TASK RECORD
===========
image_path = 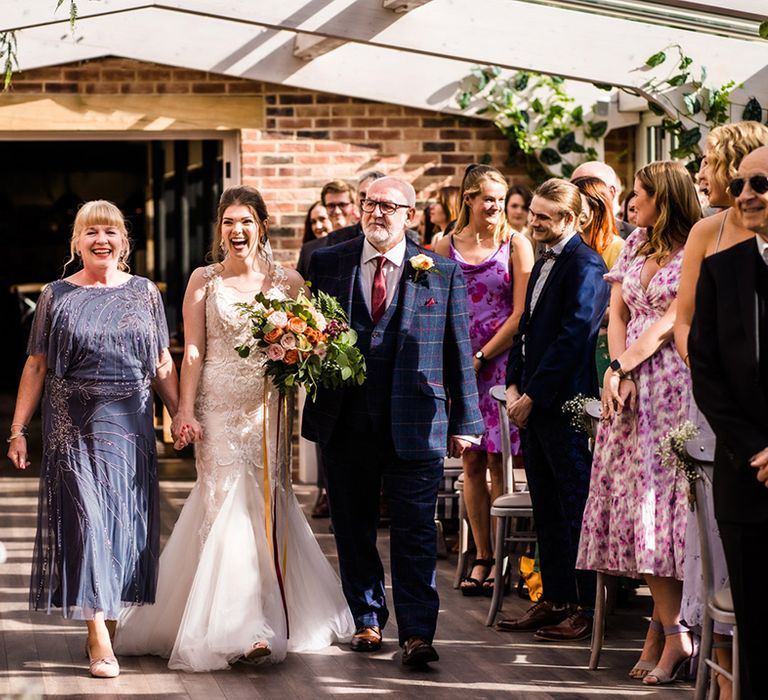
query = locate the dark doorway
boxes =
[0,138,223,390]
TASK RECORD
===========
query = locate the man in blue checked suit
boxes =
[302,176,483,667]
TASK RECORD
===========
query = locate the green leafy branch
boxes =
[456,67,605,181]
[1,1,79,91]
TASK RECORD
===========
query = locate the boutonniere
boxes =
[409,254,441,282]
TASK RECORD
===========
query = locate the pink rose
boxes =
[313,342,328,360]
[267,310,289,328]
[266,343,286,361]
[280,333,297,349]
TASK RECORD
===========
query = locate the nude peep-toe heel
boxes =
[643,624,695,686]
[629,619,663,679]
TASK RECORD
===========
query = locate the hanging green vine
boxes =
[456,67,604,181]
[1,1,78,90]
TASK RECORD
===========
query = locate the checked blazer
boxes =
[301,235,484,461]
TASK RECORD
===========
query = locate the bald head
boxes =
[735,146,768,238]
[571,161,622,208]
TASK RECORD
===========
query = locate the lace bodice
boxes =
[194,264,290,543]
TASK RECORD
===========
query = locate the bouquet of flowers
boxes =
[235,290,366,400]
[658,420,700,510]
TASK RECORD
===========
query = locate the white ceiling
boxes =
[3,1,767,115]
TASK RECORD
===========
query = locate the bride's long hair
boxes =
[209,186,271,265]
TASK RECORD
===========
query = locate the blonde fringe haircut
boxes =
[705,121,768,196]
[533,178,589,231]
[64,200,131,274]
[454,165,510,247]
[635,161,701,262]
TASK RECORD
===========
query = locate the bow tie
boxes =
[541,249,558,261]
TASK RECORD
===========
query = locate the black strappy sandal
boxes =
[460,559,493,597]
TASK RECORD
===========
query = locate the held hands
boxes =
[448,436,472,458]
[750,447,768,488]
[601,369,636,420]
[506,386,532,429]
[171,412,203,450]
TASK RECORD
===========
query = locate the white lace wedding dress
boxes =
[114,265,354,671]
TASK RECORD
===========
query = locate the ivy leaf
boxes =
[570,105,584,126]
[645,51,667,68]
[592,82,613,91]
[531,98,544,114]
[514,72,530,91]
[561,162,575,179]
[648,102,667,116]
[539,148,561,165]
[678,126,702,149]
[743,97,763,122]
[571,142,586,154]
[678,56,693,70]
[557,132,576,154]
[587,120,608,138]
[760,20,768,39]
[682,93,701,115]
[667,74,689,87]
[456,91,472,110]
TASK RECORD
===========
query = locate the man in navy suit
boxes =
[302,176,483,666]
[498,178,609,641]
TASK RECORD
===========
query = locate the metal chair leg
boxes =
[453,491,469,588]
[485,515,507,626]
[589,572,606,670]
[696,608,714,700]
[731,629,739,700]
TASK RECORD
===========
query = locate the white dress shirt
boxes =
[756,235,768,266]
[360,236,407,315]
[529,230,578,314]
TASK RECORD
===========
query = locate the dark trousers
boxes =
[522,411,596,607]
[322,428,442,645]
[718,519,768,700]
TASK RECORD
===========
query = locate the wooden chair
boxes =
[686,436,738,700]
[485,385,535,626]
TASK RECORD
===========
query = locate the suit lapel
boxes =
[737,244,759,373]
[397,239,425,352]
[337,237,364,322]
[528,234,582,322]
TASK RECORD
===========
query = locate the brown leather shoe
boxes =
[496,601,569,632]
[401,637,439,666]
[350,626,382,652]
[534,609,593,642]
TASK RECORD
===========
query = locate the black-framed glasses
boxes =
[361,199,411,215]
[728,175,768,198]
[325,201,353,211]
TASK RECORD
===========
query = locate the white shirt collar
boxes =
[362,235,407,267]
[545,230,578,256]
[756,235,768,264]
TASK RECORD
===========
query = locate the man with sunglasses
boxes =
[689,145,768,700]
[302,176,483,667]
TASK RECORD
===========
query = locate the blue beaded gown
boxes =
[114,265,354,672]
[28,277,169,620]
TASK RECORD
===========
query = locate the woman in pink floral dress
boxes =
[577,161,701,685]
[435,165,533,595]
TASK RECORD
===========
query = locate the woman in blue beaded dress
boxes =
[7,200,179,679]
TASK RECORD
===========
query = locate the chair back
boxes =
[490,385,519,494]
[686,436,717,603]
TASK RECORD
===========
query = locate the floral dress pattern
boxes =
[577,229,690,579]
[449,236,520,455]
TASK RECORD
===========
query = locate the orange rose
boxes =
[263,328,283,343]
[288,317,307,334]
[284,349,299,365]
[304,327,319,343]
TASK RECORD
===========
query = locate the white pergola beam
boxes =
[382,0,433,12]
[293,33,347,61]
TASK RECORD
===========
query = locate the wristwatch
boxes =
[609,358,631,379]
[475,350,486,364]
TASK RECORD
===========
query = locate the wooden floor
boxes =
[0,475,695,699]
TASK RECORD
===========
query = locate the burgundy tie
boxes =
[371,256,387,323]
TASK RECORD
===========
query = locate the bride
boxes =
[115,186,354,671]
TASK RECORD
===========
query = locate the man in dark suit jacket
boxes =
[498,179,609,641]
[302,176,483,666]
[689,146,768,699]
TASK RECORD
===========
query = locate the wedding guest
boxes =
[7,200,179,678]
[434,166,533,596]
[302,201,333,243]
[498,178,608,640]
[577,161,701,684]
[573,176,625,380]
[674,122,768,700]
[689,145,768,700]
[505,184,537,256]
[429,186,460,246]
[572,160,635,238]
[303,176,484,666]
[621,191,638,227]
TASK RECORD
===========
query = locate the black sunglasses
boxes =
[727,175,768,198]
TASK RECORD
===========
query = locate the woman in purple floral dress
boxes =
[435,165,533,595]
[577,161,701,685]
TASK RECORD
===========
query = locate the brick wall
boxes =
[10,57,633,263]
